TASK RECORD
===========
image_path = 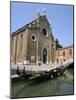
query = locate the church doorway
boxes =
[43,48,47,64]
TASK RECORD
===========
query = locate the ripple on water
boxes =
[11,68,74,98]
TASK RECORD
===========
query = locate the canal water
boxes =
[11,68,74,98]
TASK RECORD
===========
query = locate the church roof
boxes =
[11,15,53,38]
[11,18,37,37]
[56,45,73,51]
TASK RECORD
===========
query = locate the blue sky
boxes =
[11,2,73,47]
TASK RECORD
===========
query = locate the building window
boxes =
[57,59,58,63]
[20,34,23,52]
[31,34,36,41]
[63,51,65,56]
[42,28,47,37]
[70,49,72,56]
[52,43,53,47]
[64,59,66,61]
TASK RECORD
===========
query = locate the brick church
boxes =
[10,11,56,65]
[10,11,74,65]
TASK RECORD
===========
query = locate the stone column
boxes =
[48,33,51,64]
[12,35,18,64]
[22,29,28,64]
[10,37,14,63]
[36,18,40,65]
[46,36,49,64]
[36,31,39,64]
[49,28,52,64]
[15,35,18,64]
[16,34,21,63]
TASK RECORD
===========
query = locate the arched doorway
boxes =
[43,48,47,64]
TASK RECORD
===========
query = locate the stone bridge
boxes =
[11,58,73,78]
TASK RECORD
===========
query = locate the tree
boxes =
[55,39,63,49]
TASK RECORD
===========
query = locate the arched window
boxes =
[42,28,47,37]
[63,51,65,56]
[64,59,66,61]
[57,59,58,63]
[43,48,47,63]
[70,49,72,56]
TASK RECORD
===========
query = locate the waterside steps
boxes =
[11,59,73,80]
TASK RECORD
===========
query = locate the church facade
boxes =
[10,14,56,65]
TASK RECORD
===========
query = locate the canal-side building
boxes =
[10,13,56,65]
[56,45,73,64]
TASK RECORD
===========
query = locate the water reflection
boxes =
[11,68,74,98]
